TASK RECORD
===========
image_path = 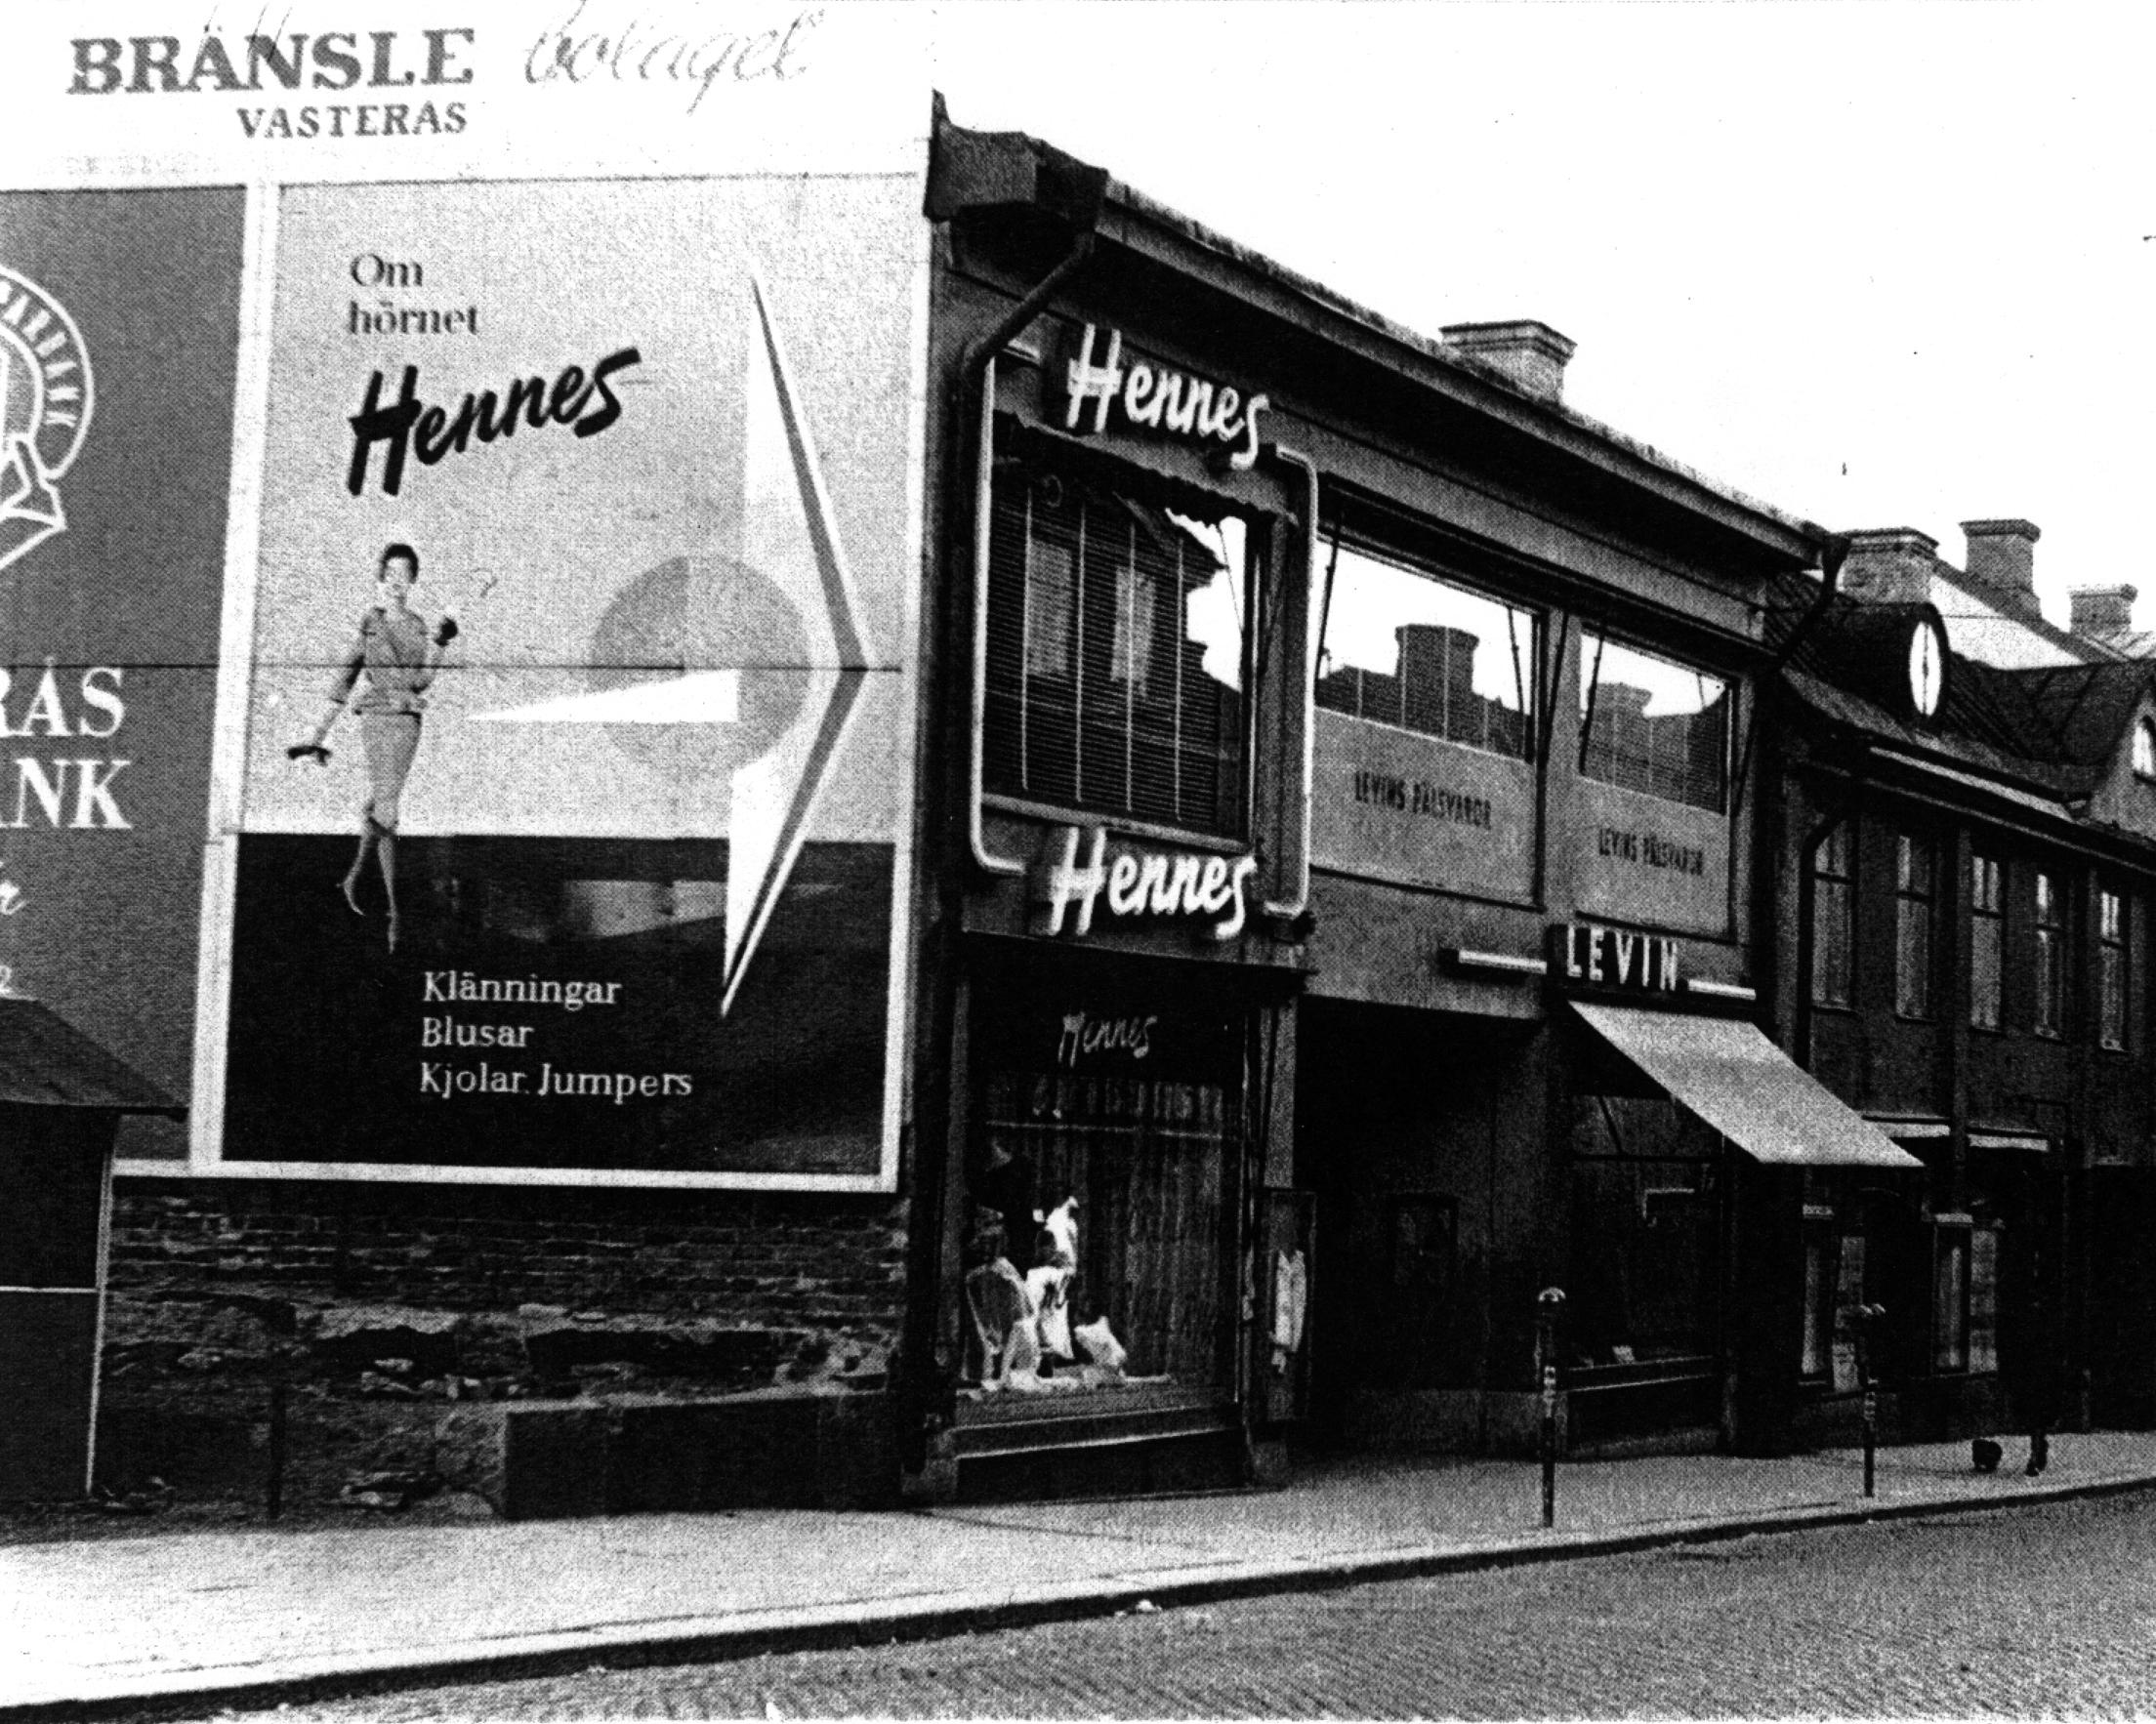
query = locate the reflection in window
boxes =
[1579,634,1729,811]
[1314,540,1535,757]
[985,456,1249,836]
[2034,871,2065,1038]
[2135,720,2156,780]
[1566,1098,1721,1369]
[2100,889,2130,1051]
[1895,834,1937,1019]
[1933,1223,1970,1374]
[1970,854,2004,1031]
[1801,1216,1836,1379]
[1810,822,1853,1007]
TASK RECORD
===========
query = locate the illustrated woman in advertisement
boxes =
[288,542,458,951]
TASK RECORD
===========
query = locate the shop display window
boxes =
[1578,633,1729,812]
[1829,1230,1870,1392]
[1314,540,1536,757]
[1969,1224,2001,1375]
[1931,1216,1972,1374]
[962,1069,1238,1402]
[1800,1206,1837,1380]
[1566,1098,1722,1372]
[983,452,1252,838]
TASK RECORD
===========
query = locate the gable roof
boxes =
[1763,574,2153,801]
[1978,662,2156,770]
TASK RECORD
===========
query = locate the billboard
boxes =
[0,187,247,1157]
[187,176,923,1187]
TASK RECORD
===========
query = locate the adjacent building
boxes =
[1759,550,2156,1450]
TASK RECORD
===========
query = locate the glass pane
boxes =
[1898,901,1933,1016]
[1801,1231,1833,1377]
[985,460,1249,836]
[2101,944,2128,1049]
[1933,1233,1969,1372]
[1969,1228,2000,1374]
[1580,635,1729,811]
[2035,927,2061,1035]
[1025,537,1074,679]
[1970,913,2002,1030]
[1317,543,1533,756]
[972,1070,1235,1394]
[1812,877,1851,1006]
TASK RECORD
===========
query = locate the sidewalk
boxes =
[8,1432,2156,1719]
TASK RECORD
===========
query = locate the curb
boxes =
[13,1471,2156,1722]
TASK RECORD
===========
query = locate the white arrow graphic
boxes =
[722,274,872,1016]
[471,669,741,726]
[452,277,870,1016]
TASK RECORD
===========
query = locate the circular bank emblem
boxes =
[0,266,95,579]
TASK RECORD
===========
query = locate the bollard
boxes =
[1537,1287,1565,1529]
[1853,1302,1885,1499]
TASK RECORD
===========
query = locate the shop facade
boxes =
[899,107,1934,1494]
[1762,575,2156,1452]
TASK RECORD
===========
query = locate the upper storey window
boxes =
[984,454,1251,839]
[1314,540,1536,758]
[2134,719,2156,780]
[1579,634,1731,813]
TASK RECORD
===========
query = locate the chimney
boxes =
[1396,624,1479,733]
[1962,519,2041,613]
[1839,527,1940,607]
[1439,320,1576,404]
[2070,583,2138,641]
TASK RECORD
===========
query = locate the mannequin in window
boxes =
[1028,1195,1079,1362]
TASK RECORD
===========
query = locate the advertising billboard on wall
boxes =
[187,175,924,1187]
[0,187,246,1156]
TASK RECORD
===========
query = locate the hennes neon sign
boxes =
[1032,826,1258,942]
[1063,324,1268,472]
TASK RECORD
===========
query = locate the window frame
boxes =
[1808,820,1854,1009]
[981,447,1260,841]
[1894,833,1939,1021]
[2033,869,2067,1040]
[1312,530,1541,761]
[1969,852,2005,1033]
[1577,629,1734,815]
[2099,887,2131,1053]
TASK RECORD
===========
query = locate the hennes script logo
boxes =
[0,268,93,580]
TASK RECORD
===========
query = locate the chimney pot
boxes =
[1440,320,1576,404]
[1839,527,1940,606]
[2069,583,2138,641]
[1961,518,2041,611]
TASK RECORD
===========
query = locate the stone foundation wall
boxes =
[96,1177,907,1511]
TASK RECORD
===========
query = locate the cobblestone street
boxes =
[222,1491,2156,1720]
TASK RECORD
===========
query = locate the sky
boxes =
[6,3,2147,633]
[920,3,2156,633]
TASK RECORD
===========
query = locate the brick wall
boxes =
[97,1177,907,1507]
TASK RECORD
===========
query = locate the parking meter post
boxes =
[1537,1288,1565,1529]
